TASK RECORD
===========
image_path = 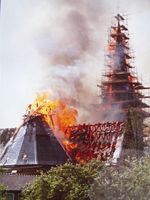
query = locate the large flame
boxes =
[27,93,78,131]
[26,93,78,154]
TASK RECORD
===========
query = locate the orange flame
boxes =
[26,93,78,153]
[27,93,78,130]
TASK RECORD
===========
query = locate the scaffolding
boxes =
[99,14,150,121]
[98,14,150,153]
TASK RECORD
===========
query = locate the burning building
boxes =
[0,94,79,174]
[0,92,125,174]
[0,97,74,199]
[0,13,150,200]
[66,14,150,162]
[1,14,149,170]
[98,14,150,120]
[98,14,150,153]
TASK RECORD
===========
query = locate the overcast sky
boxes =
[0,0,150,128]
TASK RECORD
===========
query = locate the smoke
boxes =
[41,0,107,66]
[1,0,150,128]
[36,0,113,123]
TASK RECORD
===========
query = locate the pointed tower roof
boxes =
[0,115,69,172]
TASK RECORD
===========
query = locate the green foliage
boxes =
[90,156,150,200]
[124,107,144,150]
[125,107,143,135]
[0,184,7,200]
[0,167,3,174]
[21,153,150,200]
[0,167,6,200]
[22,160,102,200]
[0,168,7,200]
[143,120,150,147]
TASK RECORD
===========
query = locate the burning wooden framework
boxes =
[97,14,150,152]
[65,121,125,162]
[98,14,150,120]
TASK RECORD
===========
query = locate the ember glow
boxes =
[65,122,125,162]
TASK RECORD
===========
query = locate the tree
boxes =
[90,155,150,200]
[143,119,150,148]
[0,168,7,200]
[123,108,145,156]
[22,160,102,200]
[0,185,6,200]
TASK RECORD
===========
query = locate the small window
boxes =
[7,192,14,200]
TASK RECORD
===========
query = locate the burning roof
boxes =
[65,121,125,163]
[0,92,126,167]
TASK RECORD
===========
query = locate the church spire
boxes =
[98,14,150,121]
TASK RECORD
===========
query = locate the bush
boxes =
[0,184,7,200]
[0,168,7,200]
[90,156,150,200]
[22,156,150,200]
[22,160,102,200]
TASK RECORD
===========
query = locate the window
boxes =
[7,192,14,200]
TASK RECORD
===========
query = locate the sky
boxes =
[0,0,150,128]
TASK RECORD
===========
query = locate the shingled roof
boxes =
[0,115,69,171]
